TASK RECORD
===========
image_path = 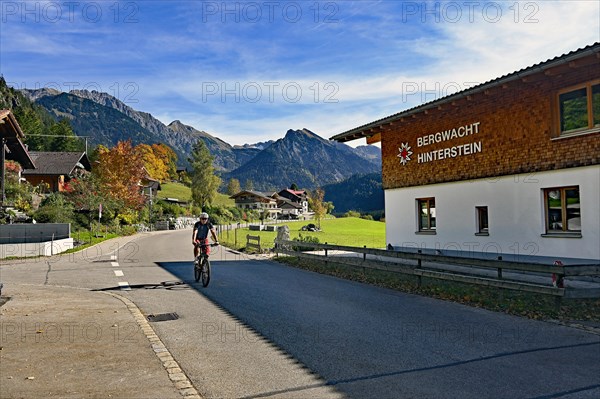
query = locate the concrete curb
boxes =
[102,291,203,399]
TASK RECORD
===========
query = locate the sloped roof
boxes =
[0,109,35,169]
[277,198,303,209]
[230,190,277,201]
[23,152,91,176]
[278,188,307,200]
[330,42,600,143]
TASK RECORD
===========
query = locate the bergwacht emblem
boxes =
[398,143,413,165]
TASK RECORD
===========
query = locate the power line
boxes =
[25,134,91,153]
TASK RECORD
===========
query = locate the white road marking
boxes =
[111,255,117,260]
[114,270,124,277]
[111,262,119,267]
[118,282,131,291]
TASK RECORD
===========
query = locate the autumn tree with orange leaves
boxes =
[94,140,146,211]
[151,143,177,180]
[135,143,178,182]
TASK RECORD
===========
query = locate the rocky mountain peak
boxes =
[20,88,62,102]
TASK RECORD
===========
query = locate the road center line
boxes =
[111,262,119,267]
[118,282,131,291]
[114,270,124,277]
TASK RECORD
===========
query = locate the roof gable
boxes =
[0,109,35,169]
[230,190,277,202]
[23,152,91,176]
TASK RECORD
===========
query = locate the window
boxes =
[558,81,600,135]
[544,186,581,234]
[476,206,489,235]
[417,198,436,232]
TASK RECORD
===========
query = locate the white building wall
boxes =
[385,165,600,263]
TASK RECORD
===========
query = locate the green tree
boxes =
[63,173,114,226]
[325,201,335,215]
[188,140,221,210]
[290,183,299,190]
[244,179,254,191]
[309,188,327,229]
[49,118,84,152]
[227,178,241,196]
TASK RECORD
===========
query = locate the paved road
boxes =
[2,230,599,398]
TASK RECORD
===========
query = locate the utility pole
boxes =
[1,137,6,205]
[148,185,153,230]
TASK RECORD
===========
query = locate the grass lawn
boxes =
[157,182,234,207]
[219,217,386,250]
[157,182,192,201]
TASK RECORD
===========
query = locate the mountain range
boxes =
[19,87,382,193]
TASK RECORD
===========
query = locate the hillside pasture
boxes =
[158,182,235,207]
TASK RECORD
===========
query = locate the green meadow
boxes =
[220,217,386,250]
[157,182,234,207]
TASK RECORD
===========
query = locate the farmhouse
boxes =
[230,190,280,219]
[331,43,600,264]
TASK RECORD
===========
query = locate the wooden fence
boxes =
[274,240,600,301]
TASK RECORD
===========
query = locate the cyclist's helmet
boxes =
[200,212,209,220]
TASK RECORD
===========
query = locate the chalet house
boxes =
[276,189,309,215]
[22,152,91,192]
[277,197,304,219]
[330,43,600,264]
[1,109,36,204]
[230,190,280,219]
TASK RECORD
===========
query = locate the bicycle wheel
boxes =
[194,258,201,283]
[201,257,211,287]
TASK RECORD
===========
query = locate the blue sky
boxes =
[1,0,599,146]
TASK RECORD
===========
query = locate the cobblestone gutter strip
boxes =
[103,291,203,399]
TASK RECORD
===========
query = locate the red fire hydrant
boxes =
[552,260,565,288]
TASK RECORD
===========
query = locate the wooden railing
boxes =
[274,240,600,300]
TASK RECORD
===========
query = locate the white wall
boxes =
[385,165,600,263]
[0,238,74,259]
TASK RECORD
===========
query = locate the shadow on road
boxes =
[103,259,600,399]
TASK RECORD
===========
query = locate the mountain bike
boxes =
[194,242,218,287]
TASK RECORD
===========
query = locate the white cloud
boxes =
[3,1,598,148]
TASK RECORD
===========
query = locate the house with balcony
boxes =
[230,190,280,219]
[275,188,309,215]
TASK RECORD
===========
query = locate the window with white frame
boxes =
[417,198,436,232]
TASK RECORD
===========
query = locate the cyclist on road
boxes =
[193,212,219,262]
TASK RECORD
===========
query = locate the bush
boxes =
[120,225,137,235]
[117,209,139,225]
[34,193,74,223]
[343,210,361,218]
[292,233,320,251]
[206,205,236,225]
